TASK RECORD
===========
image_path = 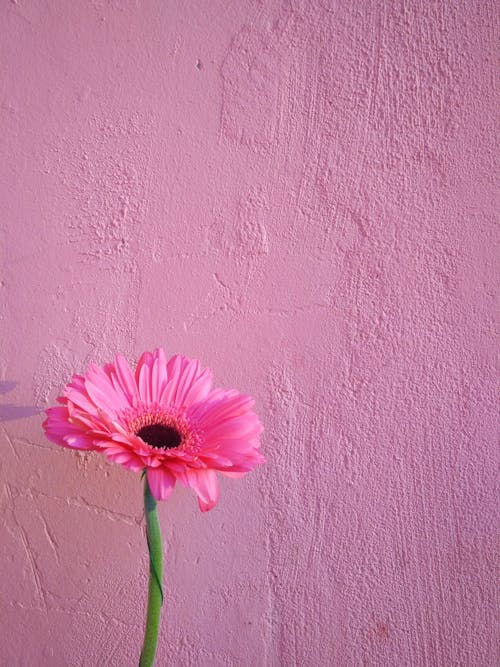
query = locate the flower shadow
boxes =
[0,404,42,421]
[0,381,17,395]
[0,380,41,421]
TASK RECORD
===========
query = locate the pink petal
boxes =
[135,351,154,403]
[63,434,96,450]
[138,365,151,404]
[203,416,262,442]
[200,450,265,472]
[160,355,212,408]
[85,363,128,416]
[147,467,176,501]
[103,448,144,471]
[43,407,97,450]
[185,469,219,512]
[63,376,99,416]
[193,391,263,460]
[150,348,168,402]
[113,355,139,404]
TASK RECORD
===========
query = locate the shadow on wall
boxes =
[0,381,41,421]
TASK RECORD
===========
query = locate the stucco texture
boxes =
[1,1,498,666]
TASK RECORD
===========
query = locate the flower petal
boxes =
[85,363,128,416]
[151,348,168,402]
[114,355,139,404]
[160,355,212,408]
[193,391,263,452]
[63,375,99,416]
[135,351,154,404]
[185,468,219,512]
[101,447,144,471]
[147,467,176,501]
[219,470,246,479]
[43,406,97,450]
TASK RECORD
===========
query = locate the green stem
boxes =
[139,475,164,667]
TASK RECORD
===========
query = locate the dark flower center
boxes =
[136,424,182,450]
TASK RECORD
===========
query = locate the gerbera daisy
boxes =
[43,348,264,511]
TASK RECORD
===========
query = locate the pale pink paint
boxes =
[0,1,498,666]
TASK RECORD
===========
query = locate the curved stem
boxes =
[139,475,163,667]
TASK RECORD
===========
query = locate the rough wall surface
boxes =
[0,1,498,665]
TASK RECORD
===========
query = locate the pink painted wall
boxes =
[1,1,497,665]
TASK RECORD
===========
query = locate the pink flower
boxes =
[43,349,264,511]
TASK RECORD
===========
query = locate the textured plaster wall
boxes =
[0,1,498,666]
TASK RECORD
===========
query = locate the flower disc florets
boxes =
[122,403,202,453]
